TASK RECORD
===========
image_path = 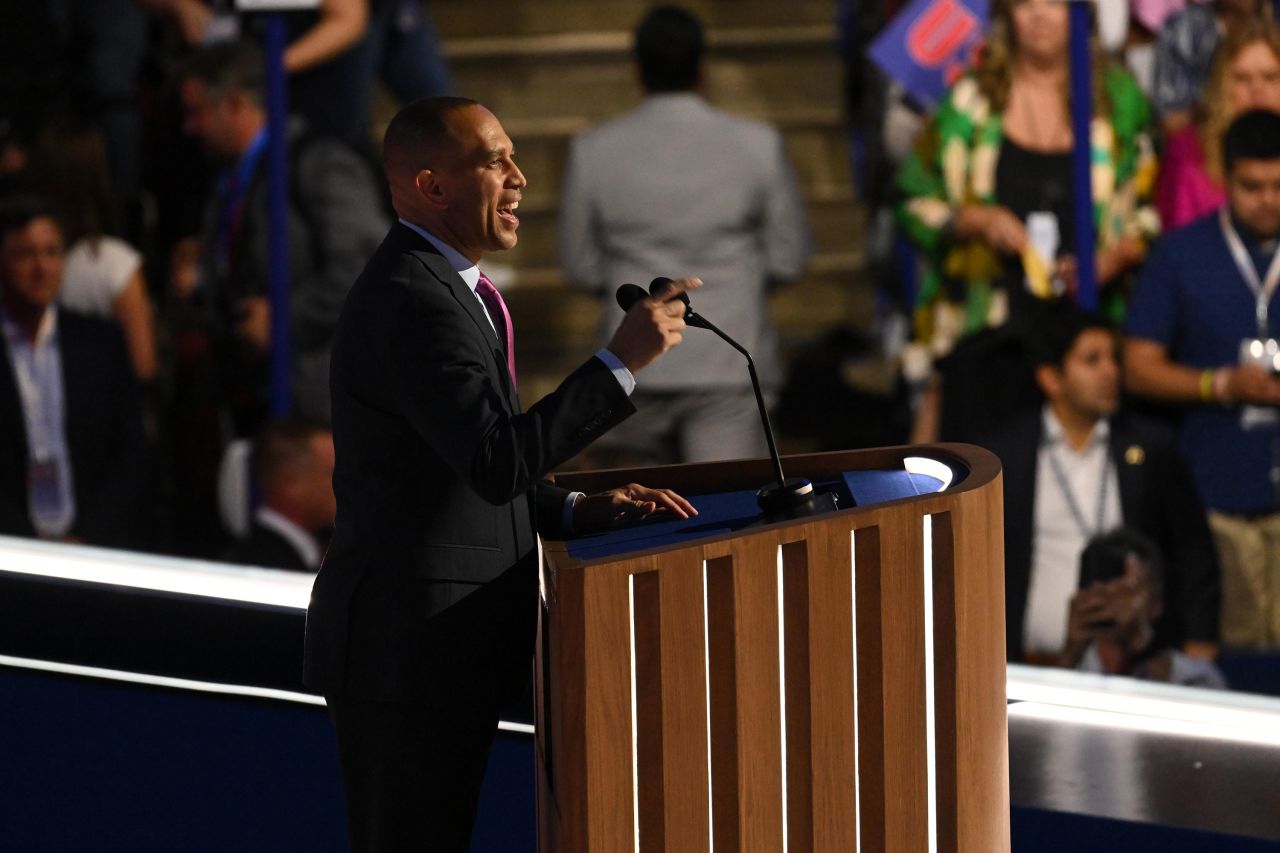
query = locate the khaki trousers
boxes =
[1209,510,1280,648]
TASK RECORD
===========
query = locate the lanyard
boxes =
[1219,207,1280,340]
[214,128,269,281]
[1045,443,1110,538]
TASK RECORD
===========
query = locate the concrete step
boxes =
[431,0,839,38]
[498,117,850,200]
[506,260,875,406]
[446,31,844,126]
[500,188,863,270]
[505,251,870,359]
[414,0,877,411]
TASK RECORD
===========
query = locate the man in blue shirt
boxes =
[1126,109,1280,648]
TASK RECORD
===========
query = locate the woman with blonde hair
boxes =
[1156,18,1280,230]
[896,0,1157,442]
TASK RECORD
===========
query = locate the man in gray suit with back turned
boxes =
[560,4,813,465]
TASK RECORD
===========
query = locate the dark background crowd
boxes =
[3,0,1280,691]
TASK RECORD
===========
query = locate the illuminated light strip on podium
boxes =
[922,515,938,853]
[777,546,790,853]
[849,532,862,853]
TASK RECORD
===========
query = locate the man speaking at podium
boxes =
[304,97,698,852]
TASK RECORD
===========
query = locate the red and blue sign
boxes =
[869,0,990,107]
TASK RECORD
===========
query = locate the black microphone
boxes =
[615,283,649,313]
[615,279,710,329]
[618,277,832,519]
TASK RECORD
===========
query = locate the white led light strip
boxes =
[849,532,861,853]
[628,575,641,853]
[703,561,716,853]
[0,535,312,610]
[922,516,938,853]
[0,654,536,735]
[776,547,789,853]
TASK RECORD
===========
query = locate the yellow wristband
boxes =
[1199,369,1215,402]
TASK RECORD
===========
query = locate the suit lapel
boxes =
[56,314,92,493]
[0,342,28,463]
[1110,420,1144,527]
[1004,411,1042,657]
[396,224,518,411]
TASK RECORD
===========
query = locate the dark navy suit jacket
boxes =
[303,223,633,700]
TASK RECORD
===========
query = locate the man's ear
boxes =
[1034,363,1061,400]
[414,169,449,210]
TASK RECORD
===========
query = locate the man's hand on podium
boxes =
[573,483,698,532]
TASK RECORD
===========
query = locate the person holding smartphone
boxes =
[982,302,1221,667]
[1064,529,1227,687]
[1127,109,1280,649]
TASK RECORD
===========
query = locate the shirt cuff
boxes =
[562,491,585,534]
[595,349,636,396]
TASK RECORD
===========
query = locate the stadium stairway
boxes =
[403,0,874,427]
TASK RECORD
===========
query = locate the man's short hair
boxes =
[635,6,705,93]
[1224,109,1280,174]
[177,40,265,107]
[0,194,64,244]
[382,96,481,176]
[1080,527,1164,592]
[253,418,329,491]
[1028,300,1114,369]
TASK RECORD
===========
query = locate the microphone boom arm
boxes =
[686,310,786,486]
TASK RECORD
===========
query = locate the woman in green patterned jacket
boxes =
[895,0,1158,442]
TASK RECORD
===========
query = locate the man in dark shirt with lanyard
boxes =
[1126,109,1280,648]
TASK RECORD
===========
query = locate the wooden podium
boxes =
[536,445,1008,853]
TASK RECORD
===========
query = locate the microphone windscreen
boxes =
[616,283,648,313]
[649,276,689,306]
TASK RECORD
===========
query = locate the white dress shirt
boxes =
[1023,406,1123,656]
[1,306,76,537]
[255,505,322,571]
[397,219,636,394]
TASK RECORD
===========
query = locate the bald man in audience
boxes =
[224,419,335,572]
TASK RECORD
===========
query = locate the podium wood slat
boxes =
[951,478,1010,852]
[584,561,642,853]
[797,526,858,849]
[708,537,786,852]
[876,507,929,853]
[656,551,712,851]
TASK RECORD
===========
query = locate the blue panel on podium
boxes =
[564,465,953,562]
[842,469,944,504]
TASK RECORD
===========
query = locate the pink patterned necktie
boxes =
[475,271,516,386]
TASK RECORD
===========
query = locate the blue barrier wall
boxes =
[1,667,535,853]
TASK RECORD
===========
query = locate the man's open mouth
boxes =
[498,200,520,226]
